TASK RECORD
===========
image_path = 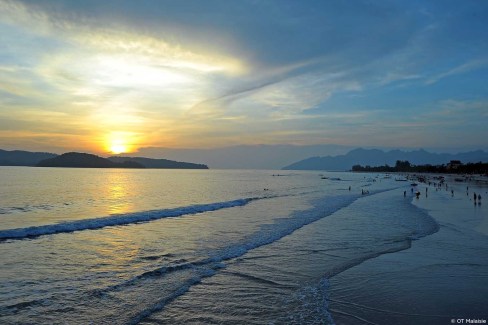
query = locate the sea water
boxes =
[0,167,443,324]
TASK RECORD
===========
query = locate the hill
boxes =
[0,149,57,166]
[282,148,488,171]
[108,156,208,169]
[37,152,145,168]
[1,149,209,169]
[134,144,350,169]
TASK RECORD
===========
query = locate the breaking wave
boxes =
[0,197,259,241]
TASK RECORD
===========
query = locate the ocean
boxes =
[0,167,487,324]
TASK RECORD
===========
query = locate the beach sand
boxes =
[329,178,488,325]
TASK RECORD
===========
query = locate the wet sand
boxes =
[329,178,488,325]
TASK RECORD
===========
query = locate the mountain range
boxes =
[0,150,208,169]
[0,149,57,166]
[2,147,488,171]
[134,144,352,169]
[108,156,208,169]
[37,152,146,168]
[282,148,488,171]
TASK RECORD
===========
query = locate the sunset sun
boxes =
[107,134,131,154]
[110,143,127,154]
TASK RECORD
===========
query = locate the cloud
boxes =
[425,59,488,85]
[1,0,488,153]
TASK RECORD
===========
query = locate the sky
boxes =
[1,0,488,156]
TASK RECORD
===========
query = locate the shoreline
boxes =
[328,177,488,324]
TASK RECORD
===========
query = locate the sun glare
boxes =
[104,132,139,155]
[110,143,127,154]
[91,56,193,88]
[107,134,131,155]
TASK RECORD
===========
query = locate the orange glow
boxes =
[110,143,127,154]
[105,132,136,155]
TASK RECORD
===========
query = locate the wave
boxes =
[96,193,363,296]
[116,193,363,324]
[277,278,334,324]
[0,197,260,241]
[99,188,403,294]
[127,266,220,325]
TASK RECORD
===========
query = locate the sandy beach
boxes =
[329,176,488,325]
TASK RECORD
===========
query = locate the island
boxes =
[0,149,209,169]
[36,152,145,168]
[0,149,57,166]
[108,156,208,169]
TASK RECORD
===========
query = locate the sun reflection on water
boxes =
[98,170,138,216]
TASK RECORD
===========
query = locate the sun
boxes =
[105,132,136,155]
[110,143,127,154]
[109,138,128,154]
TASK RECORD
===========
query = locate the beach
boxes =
[1,168,487,324]
[329,176,488,325]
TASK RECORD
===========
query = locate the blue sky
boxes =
[0,0,487,154]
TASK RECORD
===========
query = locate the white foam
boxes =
[0,198,258,240]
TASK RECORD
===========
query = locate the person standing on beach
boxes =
[474,193,477,202]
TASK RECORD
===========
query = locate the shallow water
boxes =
[0,167,453,324]
[329,176,488,325]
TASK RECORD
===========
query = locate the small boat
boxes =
[411,183,418,186]
[395,178,408,181]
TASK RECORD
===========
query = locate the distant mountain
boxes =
[37,152,145,168]
[282,148,488,171]
[108,156,208,169]
[1,149,209,169]
[135,144,352,169]
[0,149,57,166]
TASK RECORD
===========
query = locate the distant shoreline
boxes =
[0,151,210,169]
[351,160,488,175]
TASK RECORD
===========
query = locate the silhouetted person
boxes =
[451,189,454,197]
[349,186,351,191]
[474,193,477,202]
[479,194,482,201]
[404,190,406,197]
[416,191,420,199]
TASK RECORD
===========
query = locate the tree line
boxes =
[352,160,488,174]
